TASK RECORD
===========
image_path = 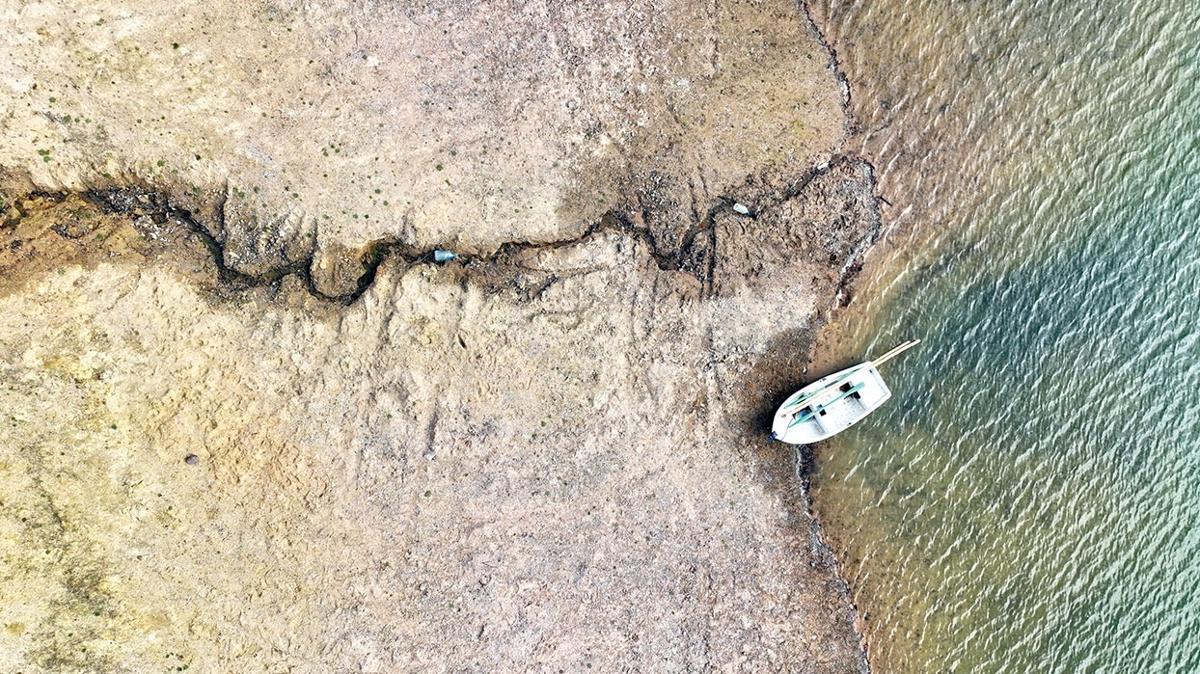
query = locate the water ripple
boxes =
[811,0,1200,669]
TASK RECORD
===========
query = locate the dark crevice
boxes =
[799,1,857,136]
[79,154,871,307]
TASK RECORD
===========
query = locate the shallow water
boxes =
[809,0,1200,670]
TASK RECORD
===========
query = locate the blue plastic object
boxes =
[433,249,457,263]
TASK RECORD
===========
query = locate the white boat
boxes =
[770,340,919,445]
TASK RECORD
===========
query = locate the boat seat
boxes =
[789,381,867,429]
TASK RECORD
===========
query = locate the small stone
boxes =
[184,454,199,465]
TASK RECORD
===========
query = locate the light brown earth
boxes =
[0,1,881,671]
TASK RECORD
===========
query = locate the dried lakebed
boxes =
[0,0,887,670]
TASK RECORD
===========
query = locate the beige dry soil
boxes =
[0,1,882,671]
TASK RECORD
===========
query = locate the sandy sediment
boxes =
[0,0,846,293]
[0,1,882,671]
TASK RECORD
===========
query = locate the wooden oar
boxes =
[780,362,868,410]
[872,339,921,367]
[873,338,916,364]
[781,340,920,412]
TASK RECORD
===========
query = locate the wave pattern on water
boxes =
[809,0,1200,671]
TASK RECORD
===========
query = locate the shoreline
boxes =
[796,6,1015,671]
[796,4,923,672]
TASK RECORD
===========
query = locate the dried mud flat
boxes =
[1,1,881,671]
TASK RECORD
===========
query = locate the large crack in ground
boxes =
[62,154,875,306]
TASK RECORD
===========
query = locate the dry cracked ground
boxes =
[1,1,880,671]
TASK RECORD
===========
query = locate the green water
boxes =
[810,0,1200,670]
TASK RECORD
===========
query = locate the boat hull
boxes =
[771,362,892,445]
